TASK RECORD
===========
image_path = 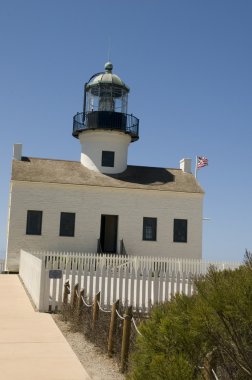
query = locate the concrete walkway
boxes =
[0,275,91,380]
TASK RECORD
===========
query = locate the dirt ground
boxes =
[52,314,126,380]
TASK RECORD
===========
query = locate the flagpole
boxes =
[195,156,198,178]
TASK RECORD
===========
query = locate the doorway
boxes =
[100,215,118,253]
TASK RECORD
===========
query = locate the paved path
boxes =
[0,275,91,380]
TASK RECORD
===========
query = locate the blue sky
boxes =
[1,0,252,261]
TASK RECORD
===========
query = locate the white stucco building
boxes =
[6,62,204,272]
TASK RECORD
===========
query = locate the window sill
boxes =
[26,234,42,236]
[59,235,75,238]
[142,240,157,242]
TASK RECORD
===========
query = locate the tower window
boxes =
[143,217,157,241]
[102,151,115,167]
[173,219,187,243]
[26,210,43,235]
[60,212,75,237]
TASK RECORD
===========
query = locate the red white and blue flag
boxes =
[197,156,208,169]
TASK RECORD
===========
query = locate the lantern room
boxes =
[85,62,129,113]
[73,62,139,142]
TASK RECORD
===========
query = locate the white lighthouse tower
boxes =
[72,62,139,174]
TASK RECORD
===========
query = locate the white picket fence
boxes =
[19,250,241,313]
[32,250,241,275]
[48,265,196,313]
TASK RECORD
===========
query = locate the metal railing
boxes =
[72,111,139,142]
[120,239,127,256]
[97,238,103,254]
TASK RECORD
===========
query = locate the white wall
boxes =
[19,250,44,310]
[79,130,131,173]
[6,181,203,271]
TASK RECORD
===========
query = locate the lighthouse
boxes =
[5,61,204,271]
[72,62,139,174]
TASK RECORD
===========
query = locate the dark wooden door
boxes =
[100,215,118,253]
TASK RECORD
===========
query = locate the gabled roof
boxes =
[11,157,204,194]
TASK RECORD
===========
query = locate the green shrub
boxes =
[127,296,205,379]
[195,262,252,378]
[127,253,252,380]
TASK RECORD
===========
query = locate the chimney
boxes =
[13,144,22,161]
[180,158,192,173]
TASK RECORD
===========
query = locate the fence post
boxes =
[77,289,85,319]
[92,291,100,330]
[38,254,46,312]
[72,283,79,309]
[201,351,217,380]
[108,300,119,357]
[121,306,133,373]
[63,280,70,306]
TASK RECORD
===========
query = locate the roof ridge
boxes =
[23,158,183,171]
[22,156,79,163]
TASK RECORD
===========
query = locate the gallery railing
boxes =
[73,111,139,142]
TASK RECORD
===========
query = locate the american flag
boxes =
[197,156,208,169]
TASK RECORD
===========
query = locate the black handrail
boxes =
[120,239,127,256]
[97,238,103,254]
